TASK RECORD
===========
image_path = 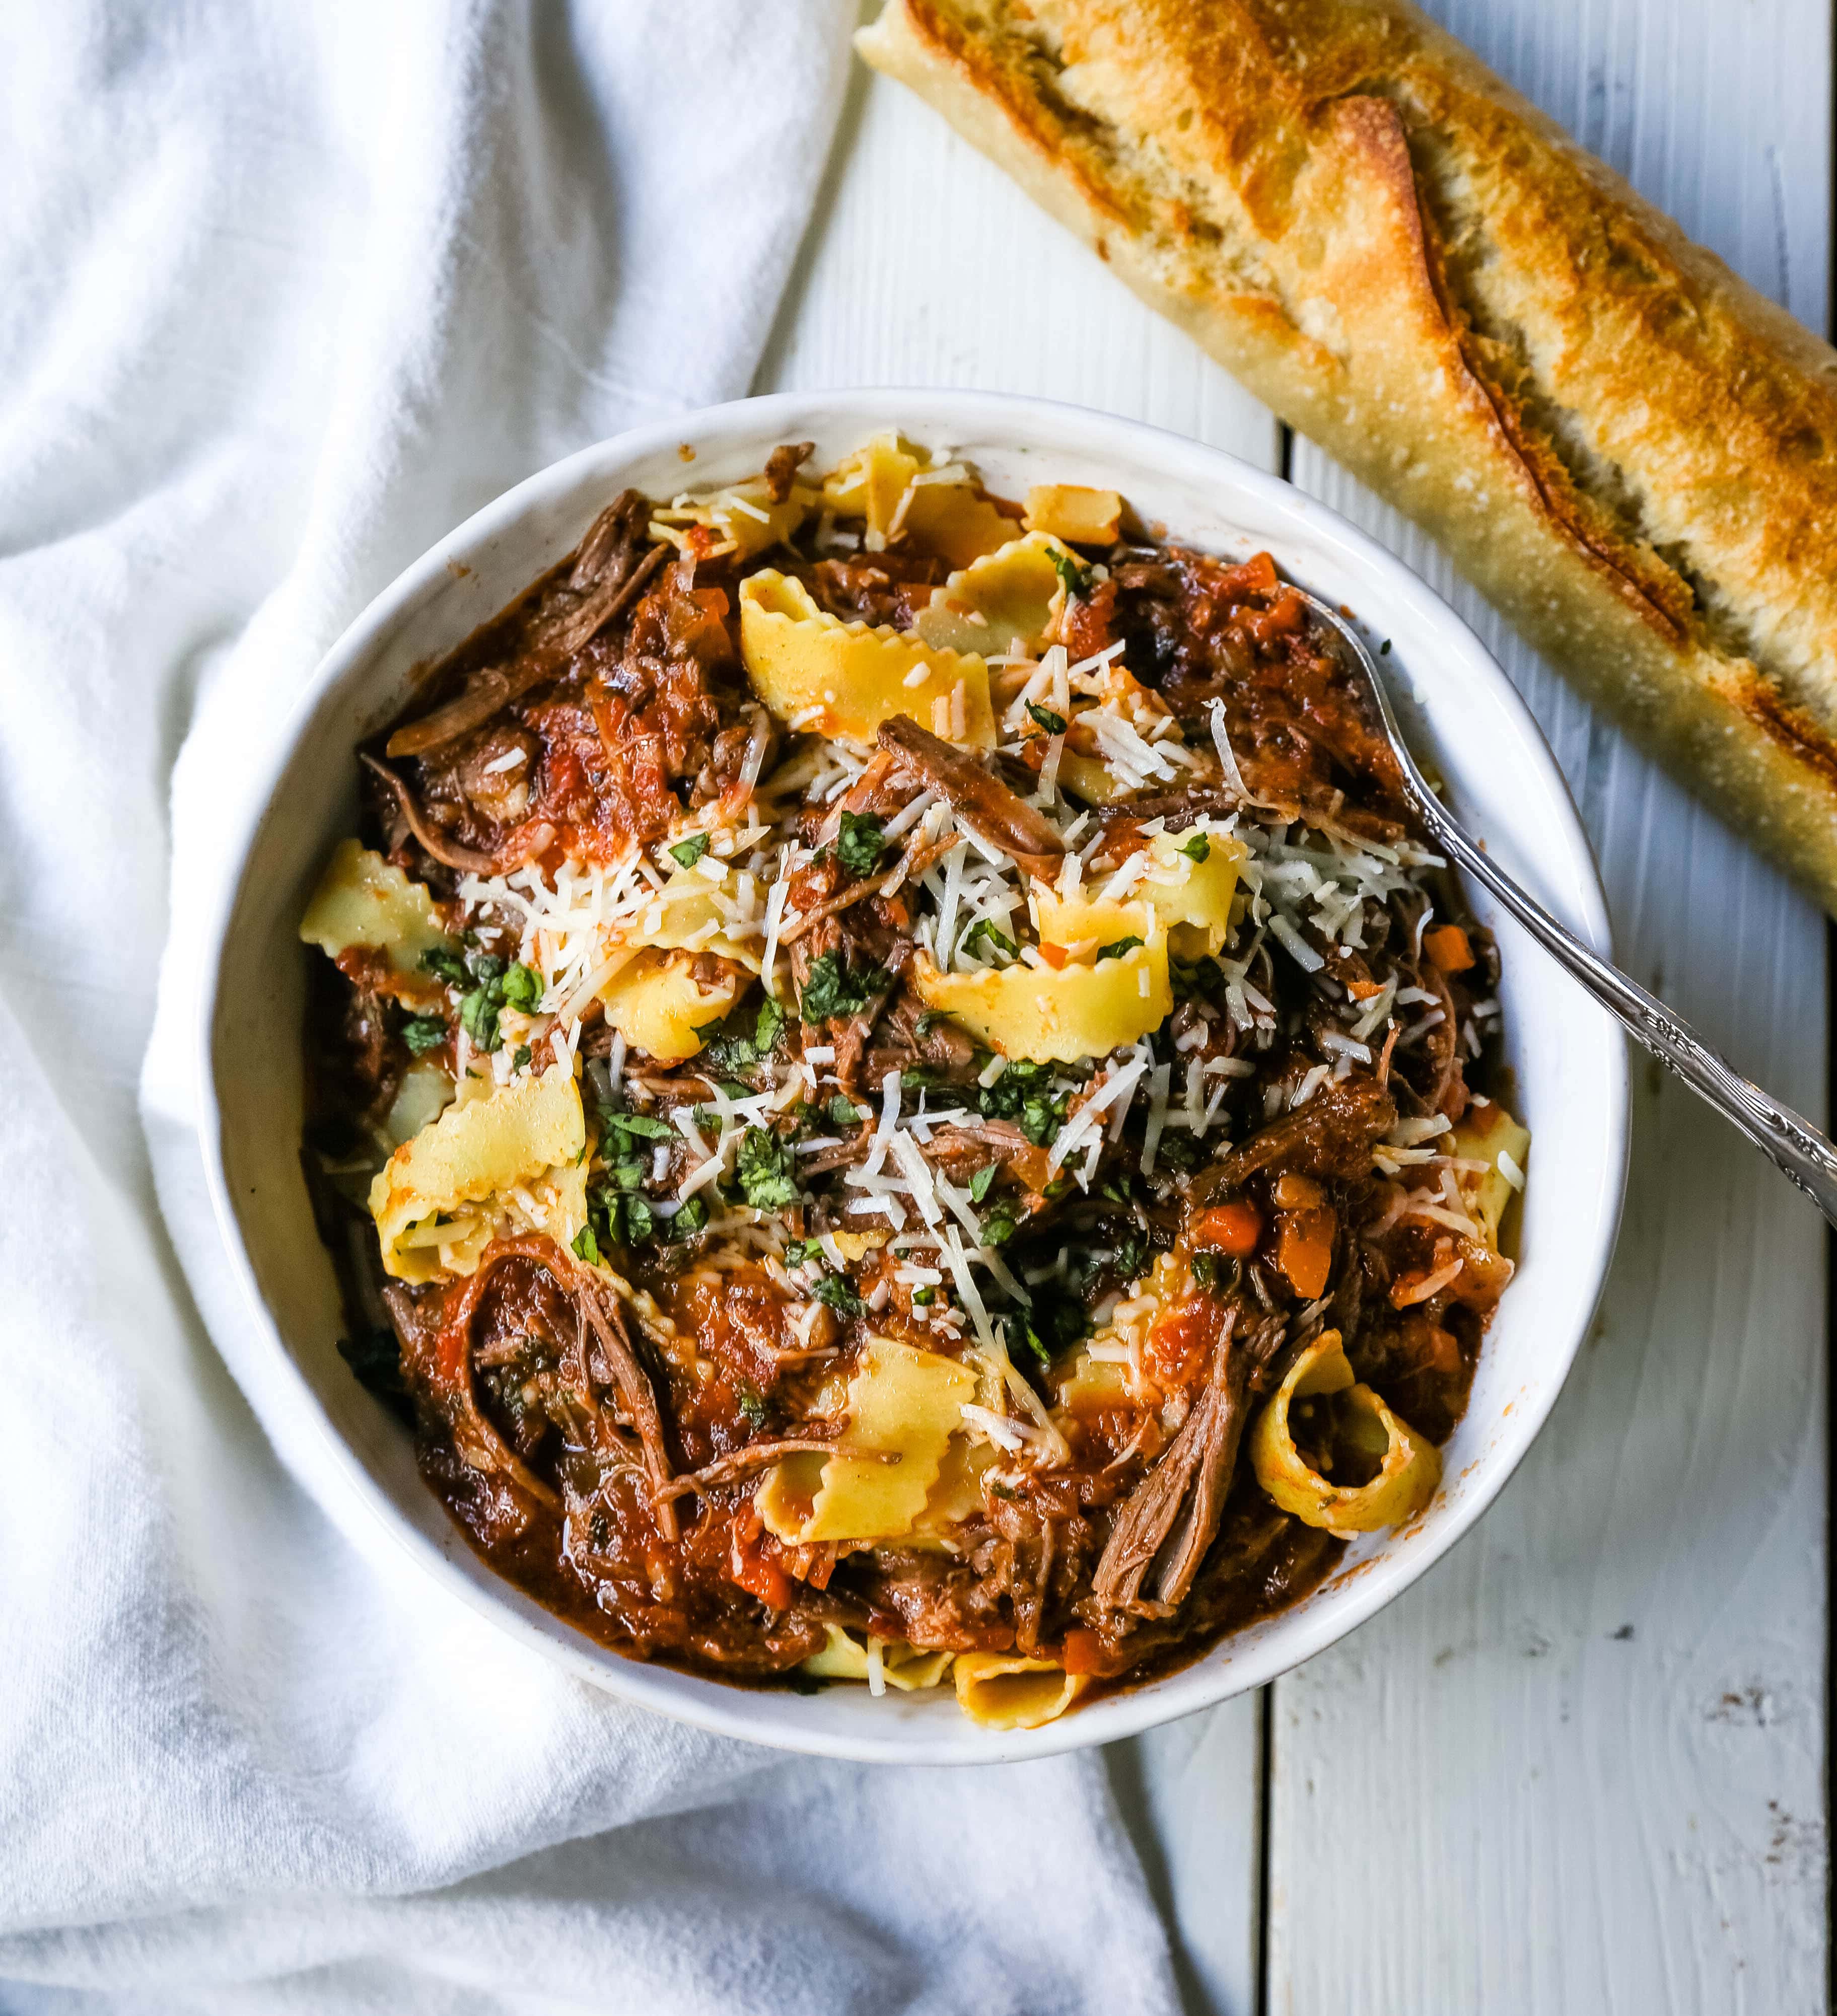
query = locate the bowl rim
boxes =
[196,386,1630,1764]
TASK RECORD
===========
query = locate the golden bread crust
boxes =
[859,0,1837,911]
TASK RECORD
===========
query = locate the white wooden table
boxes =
[757,6,1831,2006]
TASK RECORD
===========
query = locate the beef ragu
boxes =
[298,435,1528,1729]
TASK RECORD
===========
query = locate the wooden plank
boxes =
[753,53,1278,2010]
[1270,3,1830,2010]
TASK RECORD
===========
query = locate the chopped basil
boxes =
[1026,701,1067,736]
[979,1059,1072,1148]
[420,947,468,985]
[696,993,787,1074]
[459,986,501,1052]
[1178,832,1211,863]
[911,1286,936,1307]
[812,1271,864,1317]
[969,1164,998,1203]
[1097,935,1145,962]
[828,1095,864,1127]
[400,1016,446,1056]
[667,1194,709,1241]
[512,1043,533,1071]
[781,1239,814,1266]
[601,1109,673,1142]
[836,810,889,878]
[736,1127,800,1212]
[736,1385,770,1429]
[669,832,711,869]
[499,962,543,1011]
[798,951,890,1024]
[619,1193,655,1245]
[1191,1252,1219,1287]
[572,1223,602,1266]
[1050,548,1093,598]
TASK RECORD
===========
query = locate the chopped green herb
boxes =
[1097,935,1145,963]
[969,1164,998,1204]
[736,1127,801,1212]
[914,1011,942,1038]
[979,1058,1073,1149]
[753,995,785,1056]
[1177,832,1211,863]
[961,918,1019,963]
[1190,1251,1219,1288]
[601,1108,673,1142]
[1050,548,1094,598]
[981,1211,1017,1248]
[420,947,468,985]
[669,832,711,869]
[1113,1231,1149,1280]
[619,1193,655,1245]
[512,1043,533,1071]
[1004,1312,1050,1364]
[799,951,890,1024]
[911,1286,936,1307]
[837,810,890,878]
[813,1271,865,1317]
[400,1016,447,1056]
[465,952,507,986]
[828,1095,864,1128]
[499,962,543,1011]
[1043,1175,1071,1200]
[572,1223,602,1266]
[667,1194,709,1241]
[781,1239,814,1267]
[736,1386,770,1429]
[1379,638,1392,657]
[459,986,501,1052]
[1026,701,1068,736]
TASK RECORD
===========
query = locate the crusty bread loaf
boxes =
[858,0,1837,913]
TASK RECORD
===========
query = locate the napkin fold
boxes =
[0,3,1180,2008]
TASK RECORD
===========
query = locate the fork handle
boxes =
[1414,796,1837,1228]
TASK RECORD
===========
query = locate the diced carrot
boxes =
[1061,1627,1105,1676]
[1189,1201,1263,1257]
[1039,942,1068,971]
[1276,1209,1335,1301]
[1347,978,1385,1000]
[1423,924,1475,973]
[727,1536,791,1611]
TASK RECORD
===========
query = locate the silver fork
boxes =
[1296,589,1837,1229]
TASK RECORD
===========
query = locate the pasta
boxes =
[1249,1332,1442,1536]
[369,1060,586,1283]
[952,1653,1087,1730]
[298,433,1525,1728]
[738,569,997,747]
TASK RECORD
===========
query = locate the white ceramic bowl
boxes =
[200,389,1628,1764]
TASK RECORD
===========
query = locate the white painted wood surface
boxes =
[757,6,1830,2008]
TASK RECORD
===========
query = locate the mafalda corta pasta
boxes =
[298,435,1527,1728]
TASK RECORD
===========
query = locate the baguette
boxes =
[858,0,1837,913]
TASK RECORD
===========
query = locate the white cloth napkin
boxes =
[0,5,1183,2009]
